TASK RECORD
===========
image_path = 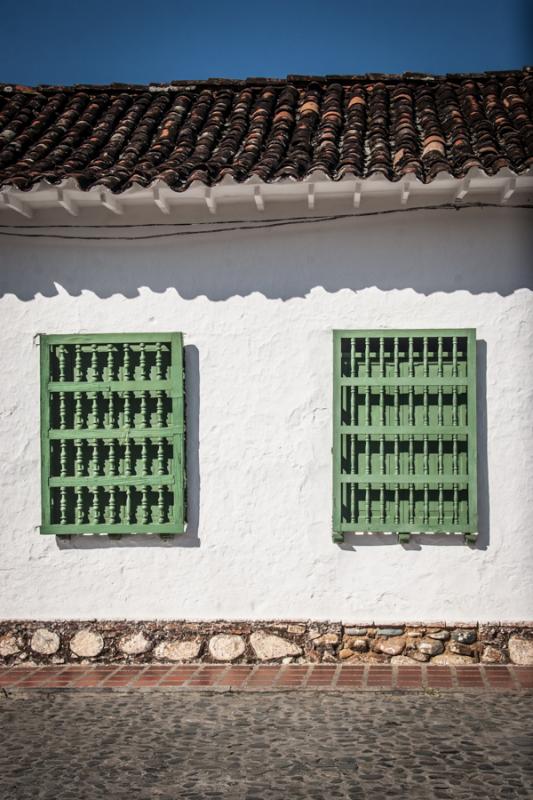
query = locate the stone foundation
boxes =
[1,621,532,666]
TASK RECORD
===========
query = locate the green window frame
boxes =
[40,332,185,535]
[333,329,477,544]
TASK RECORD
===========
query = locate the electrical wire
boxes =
[0,203,531,241]
[2,212,356,229]
[0,202,532,230]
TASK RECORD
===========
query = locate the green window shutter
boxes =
[40,333,185,535]
[333,329,477,544]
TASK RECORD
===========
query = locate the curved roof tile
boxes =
[0,70,532,192]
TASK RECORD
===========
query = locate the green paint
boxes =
[332,329,478,543]
[40,333,186,535]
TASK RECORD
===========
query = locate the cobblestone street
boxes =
[1,690,532,800]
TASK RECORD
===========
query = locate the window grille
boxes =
[40,333,185,535]
[332,330,477,544]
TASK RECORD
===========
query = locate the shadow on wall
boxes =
[338,340,490,551]
[0,209,532,301]
[56,344,201,551]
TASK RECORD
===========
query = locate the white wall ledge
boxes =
[1,170,532,222]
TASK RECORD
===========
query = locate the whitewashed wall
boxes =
[0,206,532,623]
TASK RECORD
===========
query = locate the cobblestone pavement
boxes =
[1,691,532,800]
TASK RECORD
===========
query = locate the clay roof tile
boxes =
[0,69,530,191]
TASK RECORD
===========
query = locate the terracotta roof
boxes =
[1,70,532,193]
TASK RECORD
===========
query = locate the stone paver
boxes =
[0,690,532,799]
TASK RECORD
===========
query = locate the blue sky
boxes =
[1,0,531,86]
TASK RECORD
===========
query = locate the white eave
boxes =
[0,168,532,221]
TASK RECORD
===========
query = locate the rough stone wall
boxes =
[1,621,532,666]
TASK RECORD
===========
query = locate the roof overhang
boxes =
[1,168,532,221]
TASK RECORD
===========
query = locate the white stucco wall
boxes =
[0,206,532,622]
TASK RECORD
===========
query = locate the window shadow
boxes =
[56,344,201,550]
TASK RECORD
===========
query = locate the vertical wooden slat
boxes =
[123,342,131,433]
[170,332,185,534]
[107,344,115,430]
[91,486,100,524]
[109,483,116,525]
[466,330,478,536]
[423,337,429,528]
[76,485,84,526]
[75,392,83,430]
[332,332,342,539]
[41,337,51,529]
[75,344,84,522]
[91,392,99,431]
[90,343,98,383]
[350,338,356,518]
[74,344,82,383]
[57,344,68,523]
[124,438,132,476]
[437,336,444,526]
[106,343,114,382]
[141,486,149,524]
[452,335,459,524]
[109,436,117,525]
[125,486,132,525]
[158,487,166,524]
[108,390,115,430]
[156,341,164,428]
[156,342,167,526]
[74,341,84,525]
[365,340,371,527]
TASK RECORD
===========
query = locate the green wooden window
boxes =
[40,333,185,535]
[333,329,477,544]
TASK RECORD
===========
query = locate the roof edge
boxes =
[2,67,532,94]
[2,170,532,221]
